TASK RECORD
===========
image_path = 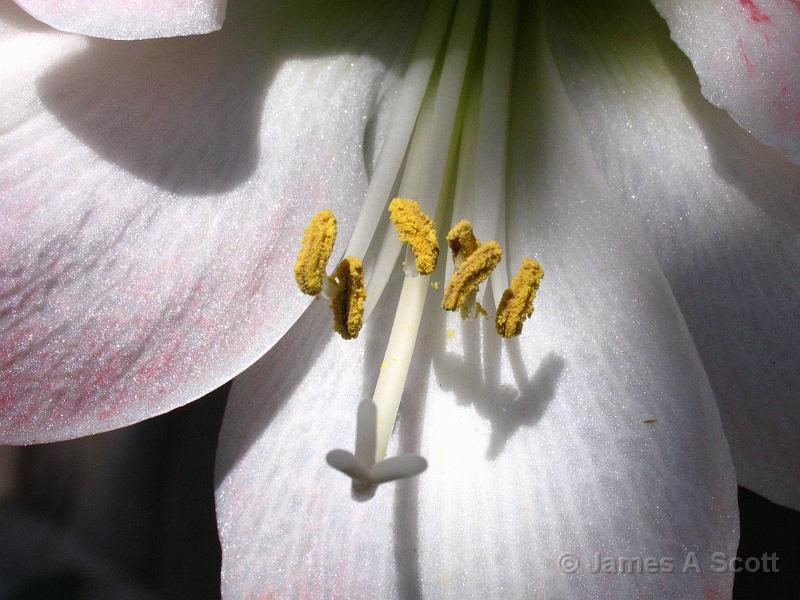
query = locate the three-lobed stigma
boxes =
[388,198,440,275]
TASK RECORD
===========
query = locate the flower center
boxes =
[292,0,544,499]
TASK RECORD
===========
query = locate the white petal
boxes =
[548,0,800,509]
[651,0,800,164]
[214,8,738,597]
[13,0,227,40]
[0,0,423,443]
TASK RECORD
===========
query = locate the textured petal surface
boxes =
[215,7,738,598]
[651,0,800,164]
[0,0,424,443]
[548,0,800,509]
[14,0,227,40]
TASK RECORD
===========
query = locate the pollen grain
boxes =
[388,198,439,275]
[442,241,502,311]
[329,256,367,340]
[294,209,337,295]
[446,220,480,262]
[495,258,544,337]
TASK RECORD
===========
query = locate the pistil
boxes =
[301,0,545,497]
[367,0,483,468]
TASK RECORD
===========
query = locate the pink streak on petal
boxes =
[739,0,772,23]
[737,37,756,73]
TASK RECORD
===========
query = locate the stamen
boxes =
[442,240,503,311]
[325,0,486,496]
[362,0,481,319]
[294,209,337,296]
[328,257,367,340]
[446,220,480,263]
[495,258,544,338]
[343,0,455,260]
[388,198,440,275]
[446,220,484,319]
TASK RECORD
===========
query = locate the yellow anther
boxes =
[495,258,544,338]
[442,241,502,311]
[446,220,480,262]
[388,198,439,275]
[294,209,337,295]
[329,256,367,340]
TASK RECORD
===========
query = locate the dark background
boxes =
[0,384,796,599]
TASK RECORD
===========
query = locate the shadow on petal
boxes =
[35,0,417,196]
[393,331,430,600]
[651,11,800,230]
[388,287,565,597]
[432,297,565,460]
[0,2,49,32]
[37,34,264,196]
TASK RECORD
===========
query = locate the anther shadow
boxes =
[431,301,565,460]
[389,289,565,599]
[33,0,422,196]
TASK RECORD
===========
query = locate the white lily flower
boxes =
[1,0,798,598]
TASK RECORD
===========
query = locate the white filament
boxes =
[473,0,517,300]
[370,0,483,460]
[363,0,482,322]
[344,0,455,259]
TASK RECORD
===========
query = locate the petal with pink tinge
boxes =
[652,0,800,164]
[0,0,425,443]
